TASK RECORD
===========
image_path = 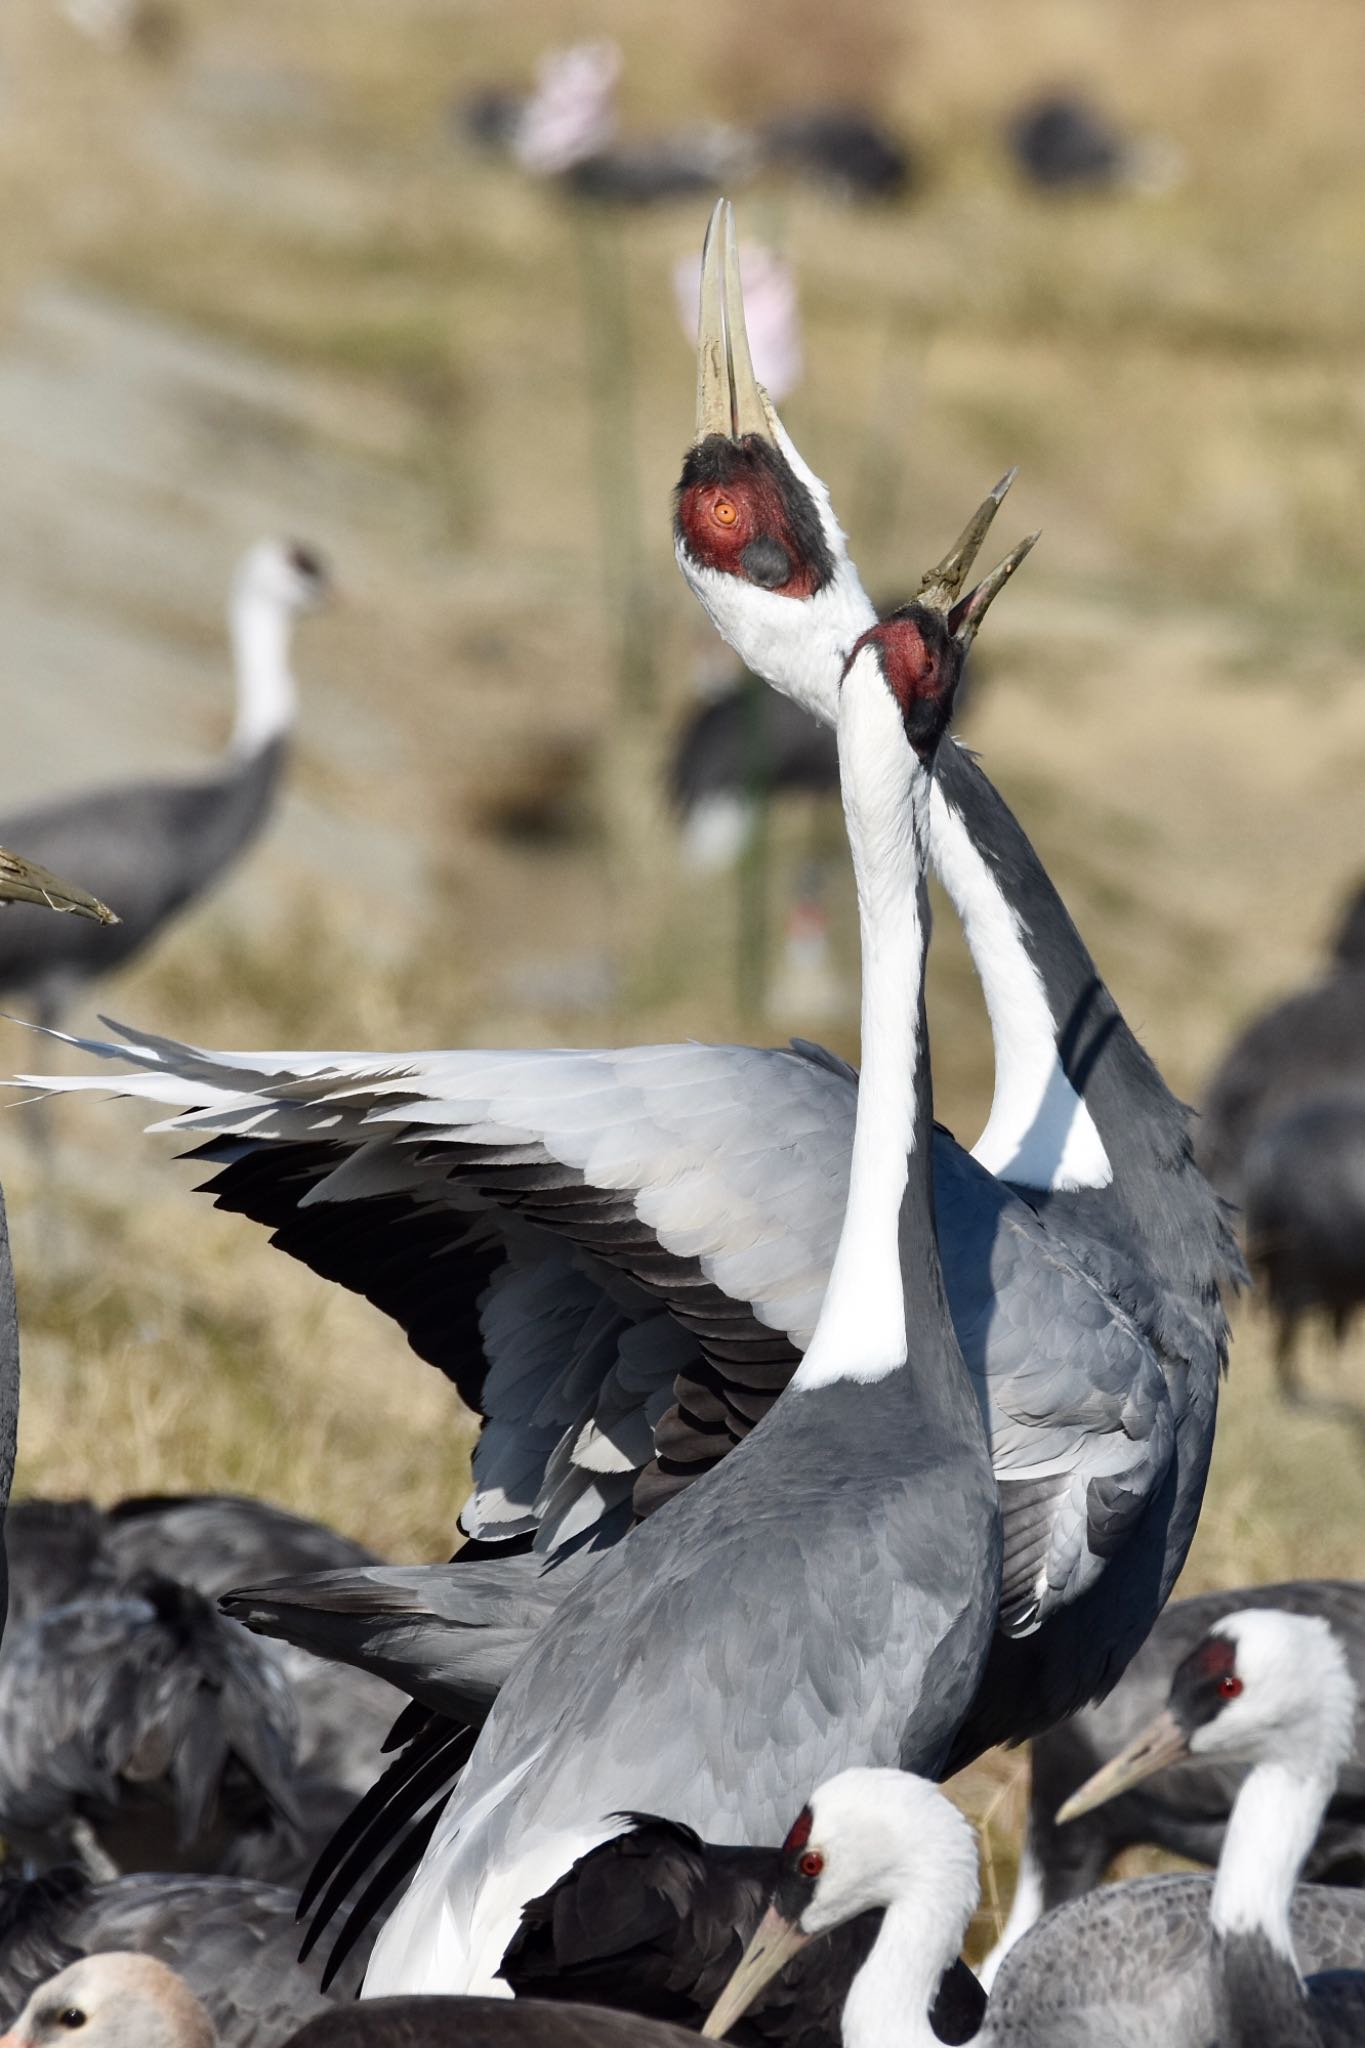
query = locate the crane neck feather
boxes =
[228,579,298,758]
[1211,1760,1336,1966]
[843,1898,969,2048]
[927,766,1113,1193]
[793,654,933,1391]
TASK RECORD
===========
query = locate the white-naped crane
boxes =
[705,1614,1365,2048]
[0,538,327,1034]
[673,199,1239,1761]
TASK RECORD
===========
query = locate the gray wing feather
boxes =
[31,1025,1176,1624]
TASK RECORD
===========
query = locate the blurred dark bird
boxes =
[0,1572,303,1883]
[4,1494,396,1805]
[668,631,980,869]
[669,680,838,870]
[1006,92,1183,197]
[563,132,746,206]
[756,110,912,200]
[0,539,327,1036]
[980,1576,1365,1987]
[451,43,909,206]
[1200,880,1365,1409]
[0,1869,368,2043]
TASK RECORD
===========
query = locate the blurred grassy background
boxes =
[1,0,1364,1935]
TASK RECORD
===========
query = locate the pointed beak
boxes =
[701,1904,812,2038]
[948,531,1039,650]
[0,847,117,924]
[914,470,1038,649]
[694,199,777,447]
[1055,1707,1191,1824]
[918,469,1019,612]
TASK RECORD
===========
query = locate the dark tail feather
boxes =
[299,1722,473,1951]
[318,1800,446,1993]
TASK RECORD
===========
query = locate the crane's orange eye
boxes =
[799,1850,824,1878]
[711,498,739,527]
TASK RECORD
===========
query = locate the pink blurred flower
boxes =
[673,240,803,405]
[513,41,623,178]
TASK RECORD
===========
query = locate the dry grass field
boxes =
[1,0,1364,1943]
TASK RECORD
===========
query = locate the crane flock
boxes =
[0,195,1359,2048]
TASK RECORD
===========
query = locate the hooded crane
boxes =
[0,1953,706,2048]
[1036,1608,1365,2047]
[706,1613,1365,2048]
[498,1809,986,2046]
[1200,877,1365,1411]
[0,1869,370,2044]
[0,538,327,1034]
[981,1576,1365,1985]
[357,597,1001,1993]
[23,216,1233,1962]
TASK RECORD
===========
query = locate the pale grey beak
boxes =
[1055,1706,1191,1823]
[695,198,777,446]
[0,847,117,924]
[701,1903,812,2038]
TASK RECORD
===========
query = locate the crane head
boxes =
[237,538,332,617]
[674,200,872,728]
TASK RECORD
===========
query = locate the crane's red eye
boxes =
[711,498,739,527]
[1218,1675,1243,1699]
[799,1850,824,1878]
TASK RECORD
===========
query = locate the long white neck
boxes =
[228,578,297,758]
[840,1897,962,2048]
[793,655,928,1391]
[927,769,1112,1193]
[1212,1759,1336,1968]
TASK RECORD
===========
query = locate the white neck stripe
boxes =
[928,781,1112,1193]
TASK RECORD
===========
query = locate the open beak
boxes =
[1055,1707,1191,1823]
[917,469,1039,651]
[0,847,117,924]
[701,1903,812,2039]
[695,199,777,446]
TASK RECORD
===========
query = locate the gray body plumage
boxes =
[0,1868,368,2042]
[0,743,286,1023]
[984,1874,1365,2048]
